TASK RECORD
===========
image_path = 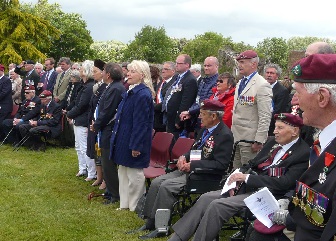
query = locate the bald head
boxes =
[305,42,334,57]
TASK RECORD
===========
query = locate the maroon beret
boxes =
[39,90,52,98]
[236,50,258,61]
[0,64,5,72]
[292,54,336,83]
[200,99,225,111]
[274,113,303,128]
[24,85,35,91]
[94,59,106,71]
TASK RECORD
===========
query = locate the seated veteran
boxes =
[168,113,310,241]
[287,54,336,241]
[2,85,41,144]
[130,99,234,239]
[18,90,62,151]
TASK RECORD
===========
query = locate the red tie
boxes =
[258,146,282,170]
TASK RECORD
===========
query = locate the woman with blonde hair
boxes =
[110,60,154,211]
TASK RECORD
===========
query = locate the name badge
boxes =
[190,150,202,161]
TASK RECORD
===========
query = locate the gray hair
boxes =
[35,62,43,69]
[128,60,155,98]
[264,63,282,76]
[58,57,71,65]
[81,60,94,79]
[304,83,336,104]
[70,70,81,82]
[208,110,224,119]
[250,56,260,64]
[163,61,176,71]
[190,64,202,72]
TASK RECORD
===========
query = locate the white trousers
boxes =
[118,165,146,211]
[74,125,96,178]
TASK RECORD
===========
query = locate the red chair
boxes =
[144,132,174,184]
[10,104,19,118]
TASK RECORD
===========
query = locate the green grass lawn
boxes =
[0,145,234,240]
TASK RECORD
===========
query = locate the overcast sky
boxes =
[22,0,336,46]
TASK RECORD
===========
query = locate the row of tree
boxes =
[1,0,336,75]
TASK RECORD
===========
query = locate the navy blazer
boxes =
[0,75,13,115]
[110,83,154,169]
[185,121,234,172]
[38,70,58,93]
[93,81,125,149]
[67,79,94,127]
[37,100,62,138]
[14,67,40,101]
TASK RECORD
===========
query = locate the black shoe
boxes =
[103,197,119,205]
[126,225,150,234]
[138,229,168,240]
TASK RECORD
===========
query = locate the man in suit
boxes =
[0,64,13,139]
[19,90,62,151]
[37,57,58,95]
[2,85,41,144]
[231,50,273,169]
[179,56,219,138]
[162,54,198,140]
[53,57,72,105]
[90,62,126,204]
[168,113,310,241]
[131,99,234,239]
[264,63,290,136]
[154,61,175,132]
[286,54,336,241]
[14,60,40,101]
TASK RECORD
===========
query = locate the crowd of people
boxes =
[0,41,336,241]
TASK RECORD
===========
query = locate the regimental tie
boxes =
[237,77,248,96]
[258,146,282,170]
[309,139,321,166]
[43,71,49,90]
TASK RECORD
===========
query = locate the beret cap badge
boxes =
[292,64,302,77]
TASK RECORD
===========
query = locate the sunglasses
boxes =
[24,92,31,94]
[217,79,225,83]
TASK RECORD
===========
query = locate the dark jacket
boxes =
[37,100,62,138]
[241,136,310,199]
[66,79,94,127]
[110,83,154,169]
[14,67,40,101]
[289,137,336,241]
[164,71,198,129]
[86,82,107,159]
[38,70,58,94]
[93,81,125,149]
[0,75,13,115]
[185,121,233,172]
[16,95,41,121]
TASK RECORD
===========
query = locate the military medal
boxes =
[318,152,335,184]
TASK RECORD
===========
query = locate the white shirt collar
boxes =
[319,120,336,152]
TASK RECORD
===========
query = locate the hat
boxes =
[25,60,36,65]
[236,50,258,61]
[94,59,106,71]
[292,54,336,83]
[200,99,225,111]
[274,113,303,128]
[24,85,35,91]
[0,64,4,72]
[39,90,52,98]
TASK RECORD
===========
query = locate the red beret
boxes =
[39,90,52,98]
[24,85,35,91]
[292,54,336,83]
[0,64,5,72]
[236,50,258,61]
[200,99,225,111]
[274,113,303,128]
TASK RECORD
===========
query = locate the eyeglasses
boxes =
[162,68,171,71]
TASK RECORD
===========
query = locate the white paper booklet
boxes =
[220,169,240,195]
[243,187,279,228]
